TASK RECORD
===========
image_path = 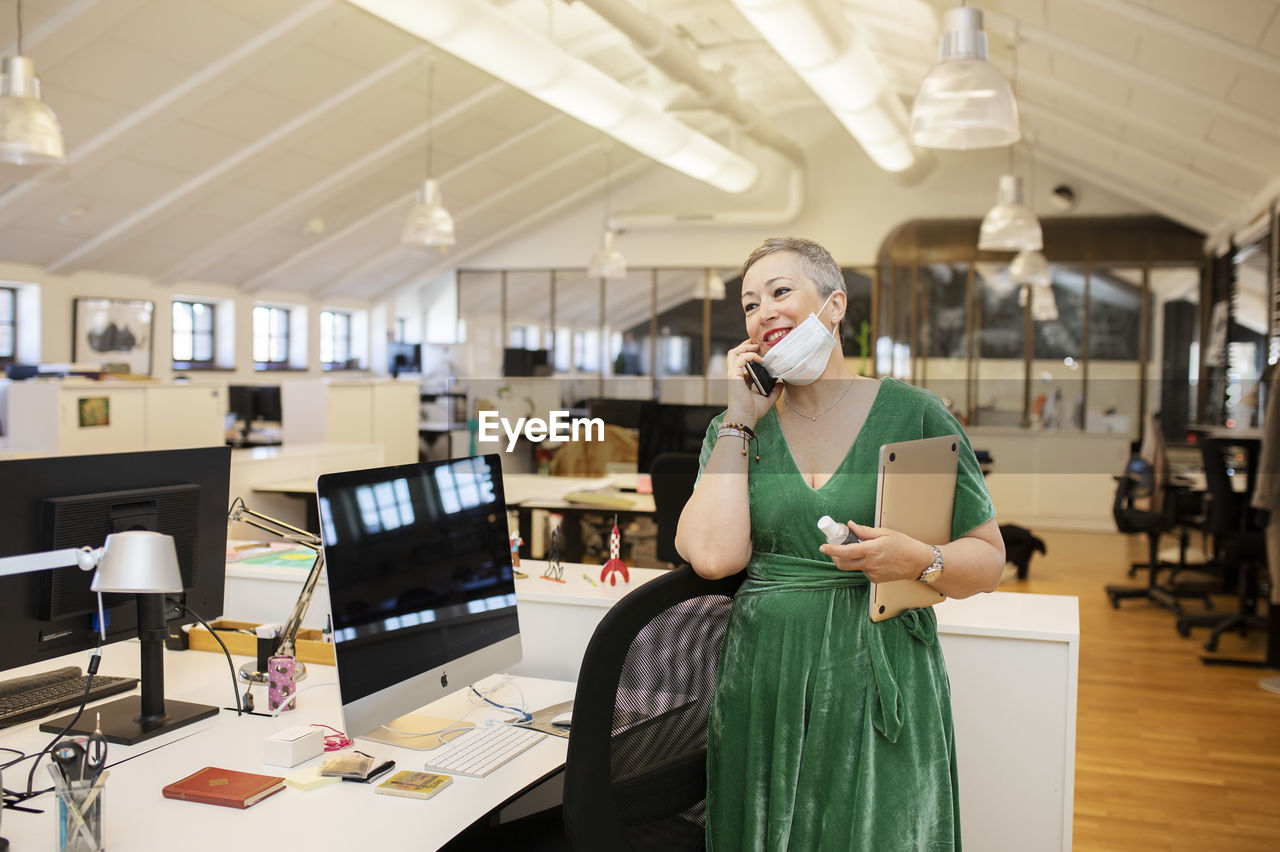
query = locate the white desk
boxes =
[936,592,1079,852]
[217,559,1078,851]
[0,643,572,851]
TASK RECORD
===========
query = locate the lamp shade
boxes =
[401,178,455,248]
[90,531,183,594]
[909,7,1020,150]
[0,55,65,166]
[1009,248,1051,288]
[1028,282,1058,322]
[979,174,1042,251]
[588,228,627,279]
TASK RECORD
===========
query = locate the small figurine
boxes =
[600,516,630,586]
[509,531,522,567]
[541,528,566,583]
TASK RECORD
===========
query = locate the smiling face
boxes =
[741,251,835,352]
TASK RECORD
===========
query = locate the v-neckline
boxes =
[775,378,886,493]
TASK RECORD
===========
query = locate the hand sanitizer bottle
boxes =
[817,515,860,545]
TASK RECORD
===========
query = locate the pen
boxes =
[582,573,597,587]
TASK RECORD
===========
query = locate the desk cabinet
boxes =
[6,380,226,454]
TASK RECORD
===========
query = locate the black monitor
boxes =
[503,348,550,377]
[227,385,283,424]
[637,402,724,475]
[0,447,231,742]
[316,454,520,747]
[387,342,422,378]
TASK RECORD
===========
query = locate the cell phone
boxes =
[744,361,778,397]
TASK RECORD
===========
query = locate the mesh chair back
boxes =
[564,566,744,851]
[650,452,700,565]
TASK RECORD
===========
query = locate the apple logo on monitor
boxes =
[440,673,448,688]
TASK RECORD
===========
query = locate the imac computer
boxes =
[0,447,231,743]
[316,454,521,748]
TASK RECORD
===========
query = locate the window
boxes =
[253,306,290,369]
[320,310,352,370]
[172,300,215,368]
[0,287,15,364]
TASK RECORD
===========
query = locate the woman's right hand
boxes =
[725,339,782,425]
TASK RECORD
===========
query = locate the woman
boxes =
[676,237,1005,850]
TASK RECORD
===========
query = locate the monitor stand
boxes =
[40,695,218,745]
[360,714,475,750]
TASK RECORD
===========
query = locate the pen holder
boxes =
[48,765,106,852]
[268,654,297,712]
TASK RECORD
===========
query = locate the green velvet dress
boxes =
[701,378,995,851]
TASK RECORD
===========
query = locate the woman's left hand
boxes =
[819,522,934,583]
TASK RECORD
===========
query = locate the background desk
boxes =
[0,643,572,851]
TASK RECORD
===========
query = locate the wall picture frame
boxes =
[72,298,154,375]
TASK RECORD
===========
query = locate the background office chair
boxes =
[1175,438,1269,659]
[563,565,744,850]
[1105,457,1211,612]
[650,452,699,567]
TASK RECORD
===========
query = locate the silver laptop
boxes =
[868,435,957,622]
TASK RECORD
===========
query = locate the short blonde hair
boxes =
[742,237,845,298]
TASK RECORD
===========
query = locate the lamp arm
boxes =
[276,551,325,658]
[228,497,321,549]
[227,497,324,658]
[0,547,99,579]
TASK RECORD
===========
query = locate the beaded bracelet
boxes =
[717,421,760,462]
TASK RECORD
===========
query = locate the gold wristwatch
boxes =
[918,545,944,584]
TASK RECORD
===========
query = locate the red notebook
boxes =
[162,767,286,809]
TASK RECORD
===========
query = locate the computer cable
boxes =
[469,680,532,723]
[20,642,102,800]
[172,602,242,718]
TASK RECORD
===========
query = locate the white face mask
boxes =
[760,291,838,387]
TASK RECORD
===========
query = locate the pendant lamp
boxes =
[402,59,454,249]
[1010,249,1051,288]
[588,228,627,280]
[587,153,626,279]
[979,174,1042,251]
[0,1,65,166]
[909,5,1019,150]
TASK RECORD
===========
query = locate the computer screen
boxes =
[316,454,521,746]
[0,447,231,673]
[387,341,422,378]
[227,385,283,424]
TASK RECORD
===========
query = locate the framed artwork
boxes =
[77,396,110,428]
[72,298,154,375]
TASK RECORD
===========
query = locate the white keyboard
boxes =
[423,724,547,778]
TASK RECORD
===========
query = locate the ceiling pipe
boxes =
[575,0,806,231]
[575,0,805,166]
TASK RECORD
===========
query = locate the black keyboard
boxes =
[0,666,139,729]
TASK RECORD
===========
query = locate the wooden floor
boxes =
[1004,529,1280,851]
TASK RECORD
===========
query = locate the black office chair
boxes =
[1105,457,1211,612]
[1175,438,1269,658]
[563,565,744,850]
[650,452,699,567]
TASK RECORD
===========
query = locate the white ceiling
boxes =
[1,0,1277,304]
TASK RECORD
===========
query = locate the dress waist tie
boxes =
[738,553,938,743]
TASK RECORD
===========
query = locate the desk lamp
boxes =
[0,531,219,745]
[226,498,324,684]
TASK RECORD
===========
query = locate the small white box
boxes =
[264,725,324,768]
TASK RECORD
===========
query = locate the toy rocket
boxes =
[600,518,630,586]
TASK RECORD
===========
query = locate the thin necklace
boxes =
[784,379,853,422]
